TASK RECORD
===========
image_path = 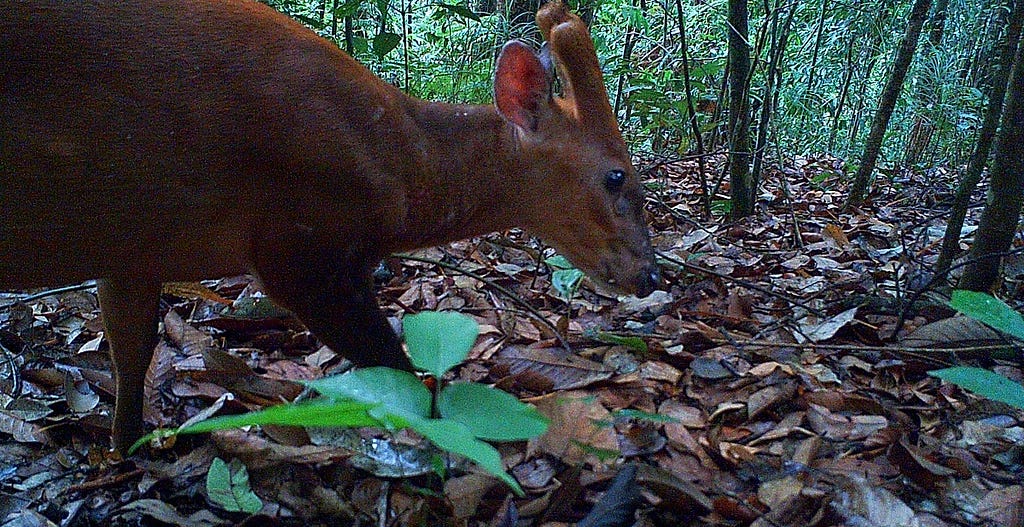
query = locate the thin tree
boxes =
[958,10,1024,292]
[613,0,640,116]
[845,0,933,209]
[936,0,1023,277]
[803,2,829,103]
[828,23,858,152]
[331,0,339,39]
[675,0,712,218]
[902,0,950,166]
[845,0,896,153]
[967,1,1013,87]
[751,1,796,195]
[728,0,754,218]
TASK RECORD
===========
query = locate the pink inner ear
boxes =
[495,41,549,131]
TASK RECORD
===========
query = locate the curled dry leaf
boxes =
[745,381,797,421]
[496,346,612,390]
[113,499,226,527]
[806,403,888,440]
[887,438,958,490]
[634,463,713,515]
[0,410,51,444]
[211,429,353,471]
[163,310,214,356]
[798,307,858,343]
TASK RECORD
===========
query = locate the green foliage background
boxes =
[264,0,1005,166]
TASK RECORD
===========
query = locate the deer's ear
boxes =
[494,40,551,132]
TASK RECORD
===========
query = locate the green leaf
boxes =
[594,331,649,353]
[613,408,679,423]
[372,32,401,58]
[711,199,732,215]
[407,417,523,495]
[129,399,378,453]
[690,58,726,79]
[183,400,377,432]
[206,458,263,514]
[571,440,621,462]
[551,268,584,300]
[437,3,481,21]
[305,367,431,422]
[404,311,479,378]
[544,255,574,270]
[626,87,667,102]
[437,383,549,441]
[351,35,369,55]
[333,0,364,17]
[291,13,326,30]
[929,367,1024,410]
[950,290,1024,340]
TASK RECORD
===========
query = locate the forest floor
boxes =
[0,155,1021,527]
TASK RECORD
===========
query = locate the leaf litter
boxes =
[0,154,1020,526]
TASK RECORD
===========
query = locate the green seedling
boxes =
[133,311,549,495]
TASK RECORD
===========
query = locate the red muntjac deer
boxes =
[1,0,659,451]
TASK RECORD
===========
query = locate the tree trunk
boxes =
[345,16,354,55]
[938,0,1024,279]
[802,2,828,132]
[845,0,933,209]
[614,0,640,116]
[331,0,339,40]
[844,0,894,154]
[475,0,497,15]
[751,1,796,195]
[958,31,1024,292]
[829,28,857,152]
[968,2,1012,87]
[903,0,950,166]
[675,0,712,218]
[728,0,754,218]
[804,3,828,99]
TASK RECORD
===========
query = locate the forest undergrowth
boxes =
[0,152,1019,526]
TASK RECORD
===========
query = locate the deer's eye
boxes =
[604,170,626,193]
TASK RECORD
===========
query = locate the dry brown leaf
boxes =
[496,346,612,390]
[443,473,501,520]
[887,438,958,490]
[635,463,713,515]
[163,310,213,356]
[798,306,858,343]
[528,390,617,465]
[822,223,851,248]
[0,410,51,444]
[746,381,797,421]
[199,348,302,403]
[162,282,233,305]
[210,429,354,470]
[901,315,1010,348]
[832,474,920,527]
[806,403,888,440]
[977,485,1024,526]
